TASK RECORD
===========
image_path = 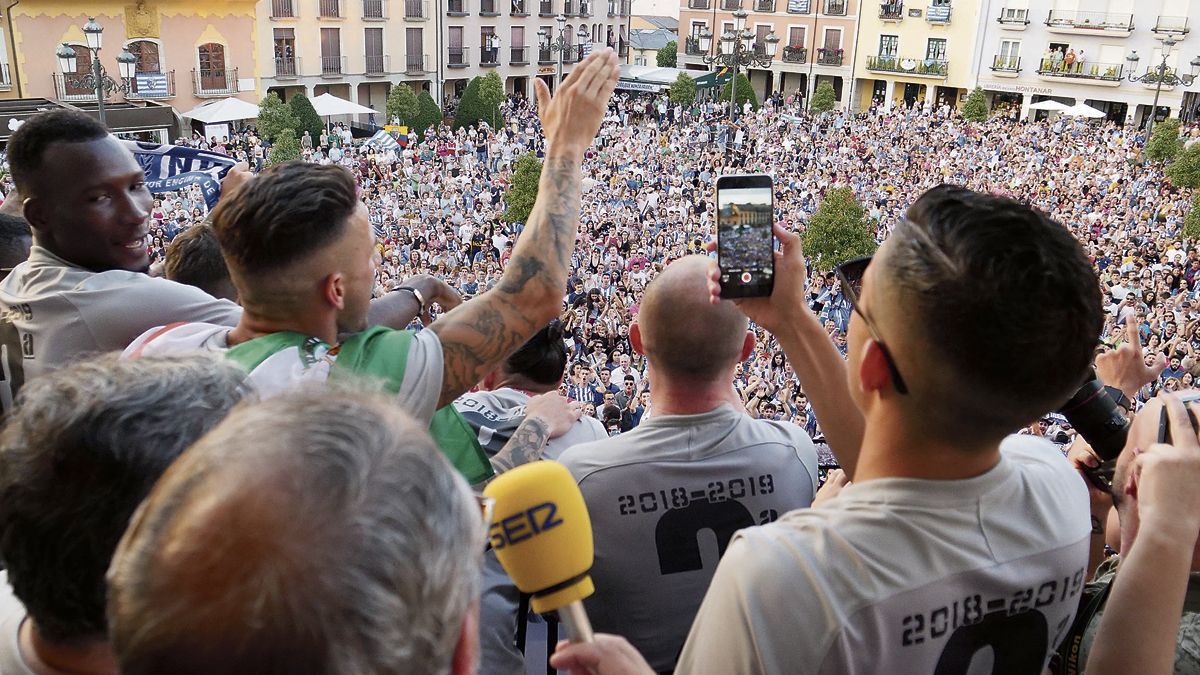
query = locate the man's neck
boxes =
[852,409,1002,482]
[226,309,339,347]
[19,619,117,675]
[649,375,742,417]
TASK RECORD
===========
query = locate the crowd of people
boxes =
[0,43,1198,675]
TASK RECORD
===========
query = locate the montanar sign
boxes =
[692,67,733,89]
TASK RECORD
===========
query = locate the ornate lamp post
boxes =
[55,17,138,127]
[539,15,591,91]
[1126,35,1200,160]
[700,8,777,123]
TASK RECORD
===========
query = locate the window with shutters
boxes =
[197,43,226,90]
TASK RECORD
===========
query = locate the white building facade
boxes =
[977,0,1200,124]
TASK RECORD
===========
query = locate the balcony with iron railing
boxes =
[480,44,501,65]
[271,0,298,17]
[816,47,843,66]
[1045,10,1134,35]
[619,0,630,14]
[866,55,947,77]
[687,0,709,8]
[405,0,429,18]
[363,0,386,18]
[447,0,468,14]
[192,67,239,96]
[510,46,529,64]
[274,56,301,78]
[53,73,96,101]
[405,53,427,73]
[364,53,388,74]
[1153,15,1189,35]
[1037,58,1124,84]
[782,46,807,63]
[539,47,554,63]
[319,0,342,17]
[126,70,175,99]
[755,0,774,11]
[880,2,903,20]
[685,36,706,55]
[481,0,500,15]
[997,6,1029,27]
[720,0,740,9]
[320,55,346,75]
[990,54,1020,74]
[0,63,11,91]
[579,1,591,16]
[926,4,950,23]
[448,46,470,67]
[563,0,575,14]
[824,0,846,15]
[618,39,628,57]
[510,0,529,13]
[540,0,554,15]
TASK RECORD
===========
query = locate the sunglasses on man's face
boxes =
[834,256,910,395]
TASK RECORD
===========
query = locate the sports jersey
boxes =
[556,404,820,672]
[0,246,240,411]
[124,322,493,484]
[676,435,1091,675]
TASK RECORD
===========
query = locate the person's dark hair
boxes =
[0,354,246,643]
[0,213,32,271]
[164,224,234,300]
[504,320,568,386]
[887,184,1103,437]
[7,111,108,197]
[211,161,357,274]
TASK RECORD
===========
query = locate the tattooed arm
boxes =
[429,49,621,409]
[489,392,583,476]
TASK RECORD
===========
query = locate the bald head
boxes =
[638,255,749,383]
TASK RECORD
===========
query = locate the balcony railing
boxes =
[880,2,903,19]
[405,53,426,74]
[608,0,616,14]
[540,0,554,15]
[579,1,591,16]
[539,47,554,63]
[481,0,499,14]
[824,0,846,15]
[481,45,500,65]
[320,55,346,75]
[563,0,575,13]
[319,0,341,17]
[685,36,706,55]
[405,0,429,17]
[563,44,582,63]
[125,70,175,99]
[363,0,386,18]
[997,7,1029,25]
[0,63,10,91]
[866,55,947,77]
[448,46,470,67]
[688,0,709,7]
[1037,59,1123,81]
[1045,10,1133,31]
[720,0,740,9]
[192,67,239,96]
[926,4,950,22]
[52,73,96,101]
[755,0,774,11]
[448,0,468,13]
[991,55,1020,72]
[511,46,529,63]
[618,39,628,57]
[782,46,807,63]
[816,48,843,66]
[364,53,388,74]
[510,0,529,13]
[1153,16,1189,35]
[274,56,300,78]
[271,0,297,17]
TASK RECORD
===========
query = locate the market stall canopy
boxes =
[1062,102,1106,118]
[311,92,375,116]
[180,97,260,123]
[1026,100,1069,111]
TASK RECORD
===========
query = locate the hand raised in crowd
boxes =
[534,48,621,159]
[813,468,850,506]
[396,273,464,325]
[549,635,656,675]
[524,391,584,439]
[1096,319,1165,399]
[219,161,254,200]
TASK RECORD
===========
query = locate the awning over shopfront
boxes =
[616,65,733,93]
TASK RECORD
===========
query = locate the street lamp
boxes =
[701,8,777,123]
[54,17,137,127]
[538,15,590,92]
[1126,35,1200,160]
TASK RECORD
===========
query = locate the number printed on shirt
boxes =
[614,474,776,516]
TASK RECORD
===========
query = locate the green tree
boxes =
[453,77,485,130]
[386,83,419,127]
[809,81,837,114]
[668,72,696,106]
[288,92,326,143]
[267,128,301,166]
[1168,143,1200,189]
[1185,194,1200,242]
[801,187,878,271]
[256,92,298,144]
[720,72,758,111]
[1148,117,1184,163]
[657,40,677,67]
[478,71,506,130]
[961,86,988,123]
[414,90,444,136]
[503,152,542,224]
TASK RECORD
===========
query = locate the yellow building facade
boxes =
[852,1,983,110]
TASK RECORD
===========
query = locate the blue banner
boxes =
[121,141,236,209]
[786,0,809,12]
[134,73,168,97]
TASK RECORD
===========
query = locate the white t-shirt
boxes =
[0,572,34,675]
[676,435,1091,675]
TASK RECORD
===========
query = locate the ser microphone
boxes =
[483,461,596,643]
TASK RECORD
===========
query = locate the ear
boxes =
[740,330,756,362]
[857,339,894,396]
[323,272,346,311]
[629,321,646,356]
[449,600,480,675]
[20,197,48,236]
[481,369,500,391]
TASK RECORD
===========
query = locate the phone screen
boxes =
[717,177,774,298]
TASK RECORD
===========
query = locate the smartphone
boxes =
[716,174,775,299]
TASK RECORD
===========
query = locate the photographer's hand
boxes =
[1096,320,1165,400]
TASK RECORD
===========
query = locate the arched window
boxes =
[127,40,160,73]
[197,43,226,91]
[64,45,92,96]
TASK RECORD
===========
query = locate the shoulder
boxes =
[123,322,229,358]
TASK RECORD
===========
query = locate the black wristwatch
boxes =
[394,285,427,312]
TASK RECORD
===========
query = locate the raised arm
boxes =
[430,50,620,408]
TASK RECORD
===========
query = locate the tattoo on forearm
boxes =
[491,417,550,474]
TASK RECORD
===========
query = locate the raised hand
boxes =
[534,48,621,160]
[1096,320,1166,399]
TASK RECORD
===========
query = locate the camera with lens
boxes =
[1056,368,1130,491]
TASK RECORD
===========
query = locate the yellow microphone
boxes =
[483,461,595,642]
